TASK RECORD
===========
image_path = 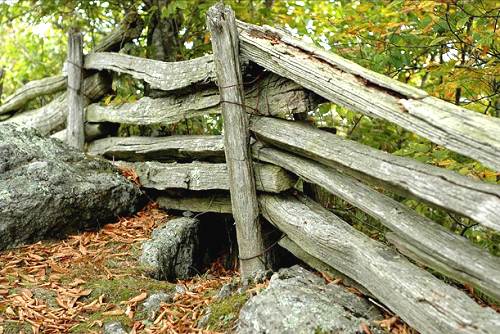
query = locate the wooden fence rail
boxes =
[1,4,499,334]
[250,116,500,232]
[237,20,500,171]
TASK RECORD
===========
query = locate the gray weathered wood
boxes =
[87,135,225,161]
[51,123,110,142]
[92,11,144,53]
[278,236,372,297]
[386,232,499,303]
[250,116,500,231]
[86,88,220,125]
[157,193,232,214]
[66,32,85,149]
[4,73,110,135]
[259,193,500,334]
[85,73,315,125]
[237,21,500,171]
[114,161,296,193]
[0,76,66,115]
[208,3,265,276]
[253,142,500,302]
[0,15,141,117]
[84,52,214,92]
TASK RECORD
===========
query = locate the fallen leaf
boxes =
[102,309,124,316]
[125,292,148,304]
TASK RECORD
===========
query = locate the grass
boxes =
[206,293,249,332]
[84,276,174,305]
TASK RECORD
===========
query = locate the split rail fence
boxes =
[1,5,500,334]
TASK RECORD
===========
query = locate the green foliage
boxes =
[0,0,498,253]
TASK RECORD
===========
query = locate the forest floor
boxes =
[0,203,417,334]
[0,203,254,334]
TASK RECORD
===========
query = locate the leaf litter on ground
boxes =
[0,201,426,334]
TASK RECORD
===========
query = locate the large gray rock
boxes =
[0,124,143,250]
[238,265,383,334]
[140,217,200,281]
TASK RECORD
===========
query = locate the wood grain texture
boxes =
[207,3,265,276]
[0,76,66,115]
[259,193,500,334]
[237,20,500,171]
[385,232,499,303]
[84,52,215,92]
[278,236,372,297]
[86,88,220,125]
[114,161,296,193]
[253,142,500,302]
[87,135,225,161]
[250,116,500,231]
[66,32,85,149]
[85,72,315,125]
[4,73,110,135]
[157,192,232,214]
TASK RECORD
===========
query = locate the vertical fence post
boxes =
[207,3,266,278]
[66,30,85,150]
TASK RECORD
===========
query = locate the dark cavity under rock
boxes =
[0,124,143,250]
[238,265,384,334]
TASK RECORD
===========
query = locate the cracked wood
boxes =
[253,142,500,302]
[87,135,225,161]
[85,72,316,125]
[84,52,215,92]
[0,76,66,115]
[114,161,296,193]
[237,20,500,171]
[4,73,110,135]
[259,193,500,334]
[250,116,500,231]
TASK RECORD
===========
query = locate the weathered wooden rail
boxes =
[1,4,499,334]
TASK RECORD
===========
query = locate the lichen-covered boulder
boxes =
[140,217,200,281]
[103,321,128,334]
[238,265,383,334]
[0,124,143,250]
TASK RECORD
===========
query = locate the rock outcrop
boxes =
[0,124,143,250]
[140,217,200,281]
[238,265,384,334]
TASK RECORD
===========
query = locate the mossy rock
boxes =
[70,313,132,333]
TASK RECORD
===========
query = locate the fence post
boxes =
[66,30,85,150]
[207,3,266,278]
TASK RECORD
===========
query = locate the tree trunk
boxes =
[144,0,183,96]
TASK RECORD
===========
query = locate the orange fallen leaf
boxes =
[20,289,33,299]
[68,278,86,287]
[19,274,37,283]
[360,322,373,334]
[28,254,44,261]
[125,292,148,304]
[102,309,124,316]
